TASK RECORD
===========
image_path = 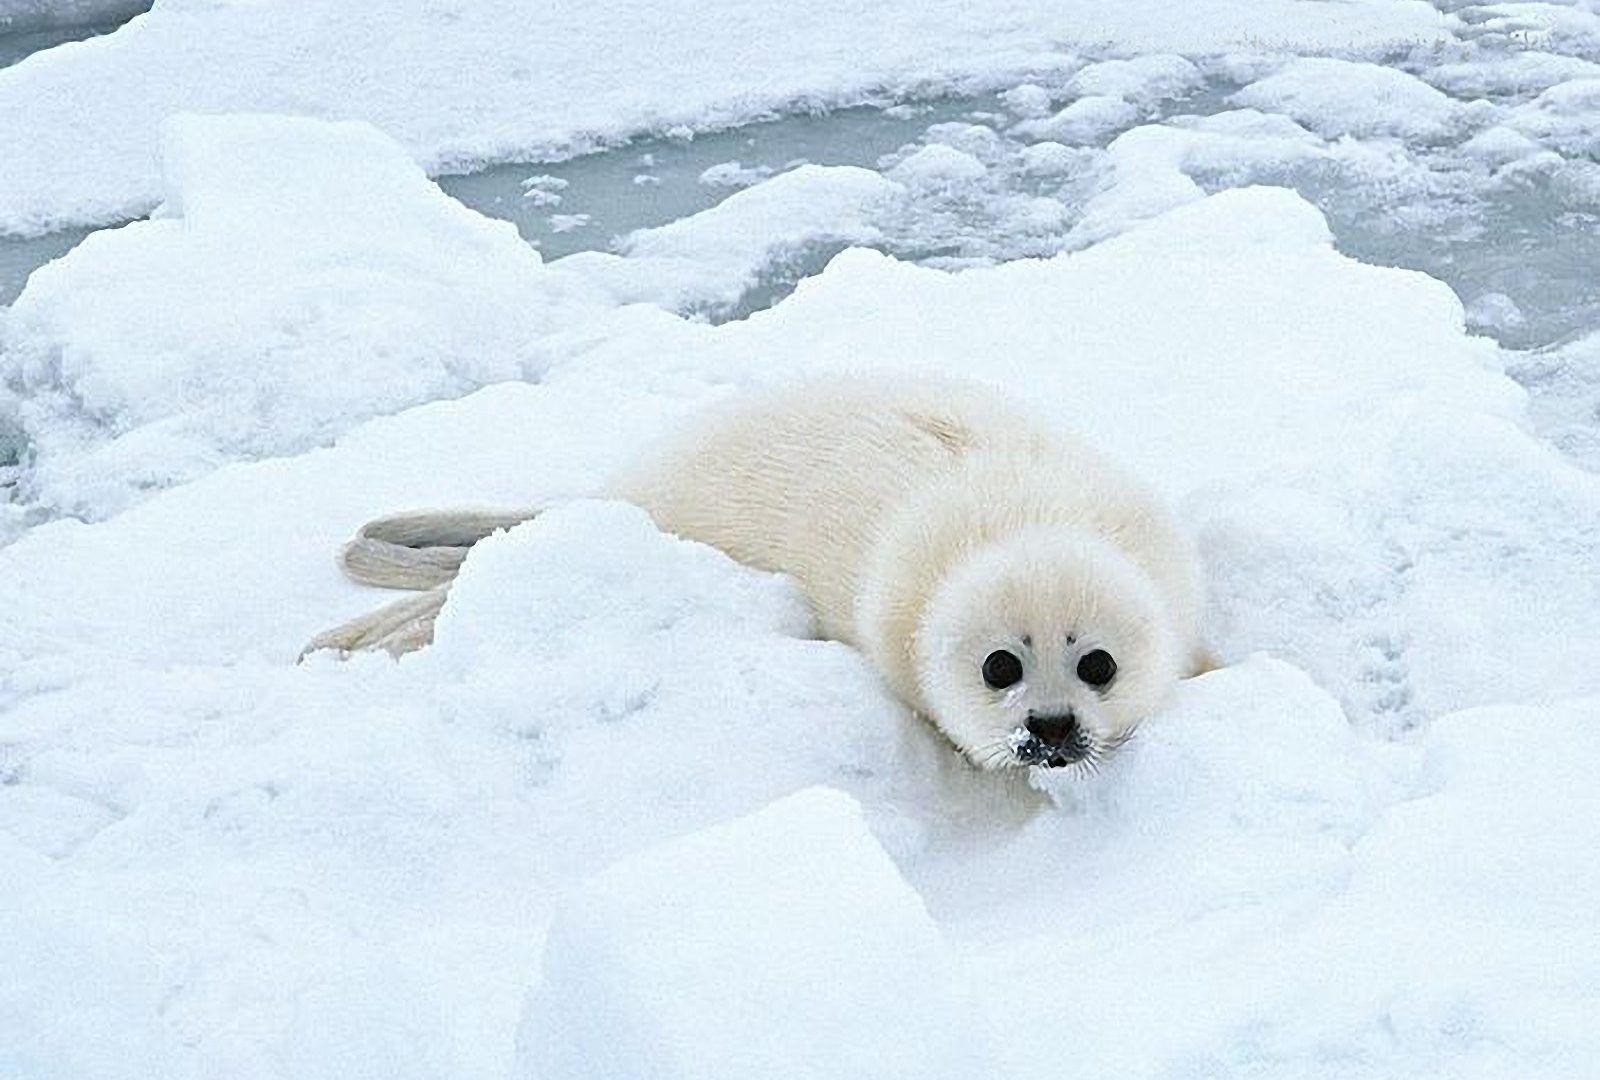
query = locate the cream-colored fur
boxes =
[307,377,1208,769]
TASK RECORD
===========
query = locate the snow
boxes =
[430,501,816,669]
[1016,140,1084,174]
[517,787,991,1080]
[707,187,1600,728]
[4,112,1599,1076]
[1068,110,1325,242]
[1464,289,1528,332]
[1504,76,1600,154]
[1424,49,1600,96]
[998,82,1054,118]
[859,121,1084,265]
[982,668,1600,1079]
[1062,53,1204,107]
[0,0,1451,234]
[1459,122,1547,163]
[887,142,990,187]
[698,161,774,188]
[1461,3,1600,57]
[1508,331,1600,472]
[518,174,567,207]
[546,213,590,234]
[5,8,1600,1077]
[1229,57,1466,141]
[1011,94,1138,144]
[555,164,902,312]
[0,114,604,522]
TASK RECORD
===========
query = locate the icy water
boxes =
[0,24,100,67]
[0,225,93,306]
[0,8,143,68]
[437,100,989,263]
[2,24,1598,354]
[0,11,140,305]
[434,88,1600,350]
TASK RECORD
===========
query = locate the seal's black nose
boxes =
[1026,712,1078,746]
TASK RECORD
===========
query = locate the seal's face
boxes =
[915,528,1180,772]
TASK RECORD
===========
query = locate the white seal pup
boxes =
[307,377,1211,771]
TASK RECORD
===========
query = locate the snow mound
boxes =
[0,483,950,1077]
[430,500,814,668]
[1459,122,1545,164]
[1011,94,1138,145]
[1,113,602,521]
[1507,330,1600,473]
[1333,696,1600,1033]
[1464,289,1527,333]
[1069,110,1327,242]
[887,143,989,188]
[556,165,902,313]
[0,0,1452,234]
[1230,57,1465,141]
[698,161,773,188]
[1423,50,1600,97]
[864,123,1079,265]
[1064,53,1203,107]
[1015,140,1085,175]
[980,663,1600,1078]
[1005,55,1201,146]
[1031,656,1394,833]
[1459,3,1600,58]
[518,787,991,1080]
[1504,76,1600,156]
[998,82,1054,118]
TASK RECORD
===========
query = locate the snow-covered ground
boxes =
[2,2,1599,1079]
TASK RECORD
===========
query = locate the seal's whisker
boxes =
[971,739,1013,770]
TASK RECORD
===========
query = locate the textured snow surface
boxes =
[1505,75,1600,154]
[1508,330,1600,471]
[4,8,1600,1077]
[2,105,1597,1077]
[0,0,1450,233]
[1228,57,1467,140]
[519,787,992,1080]
[1,114,604,522]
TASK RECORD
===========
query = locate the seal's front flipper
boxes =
[1187,644,1223,677]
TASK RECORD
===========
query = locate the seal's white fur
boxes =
[308,377,1209,768]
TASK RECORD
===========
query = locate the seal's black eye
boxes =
[1077,649,1117,688]
[982,650,1024,690]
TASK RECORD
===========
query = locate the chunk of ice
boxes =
[516,787,992,1080]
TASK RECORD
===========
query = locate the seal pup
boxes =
[306,377,1211,771]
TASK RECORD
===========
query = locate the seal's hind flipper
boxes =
[340,508,539,590]
[299,586,450,661]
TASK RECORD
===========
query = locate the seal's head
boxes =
[914,526,1181,772]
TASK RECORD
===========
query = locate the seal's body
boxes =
[309,378,1210,771]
